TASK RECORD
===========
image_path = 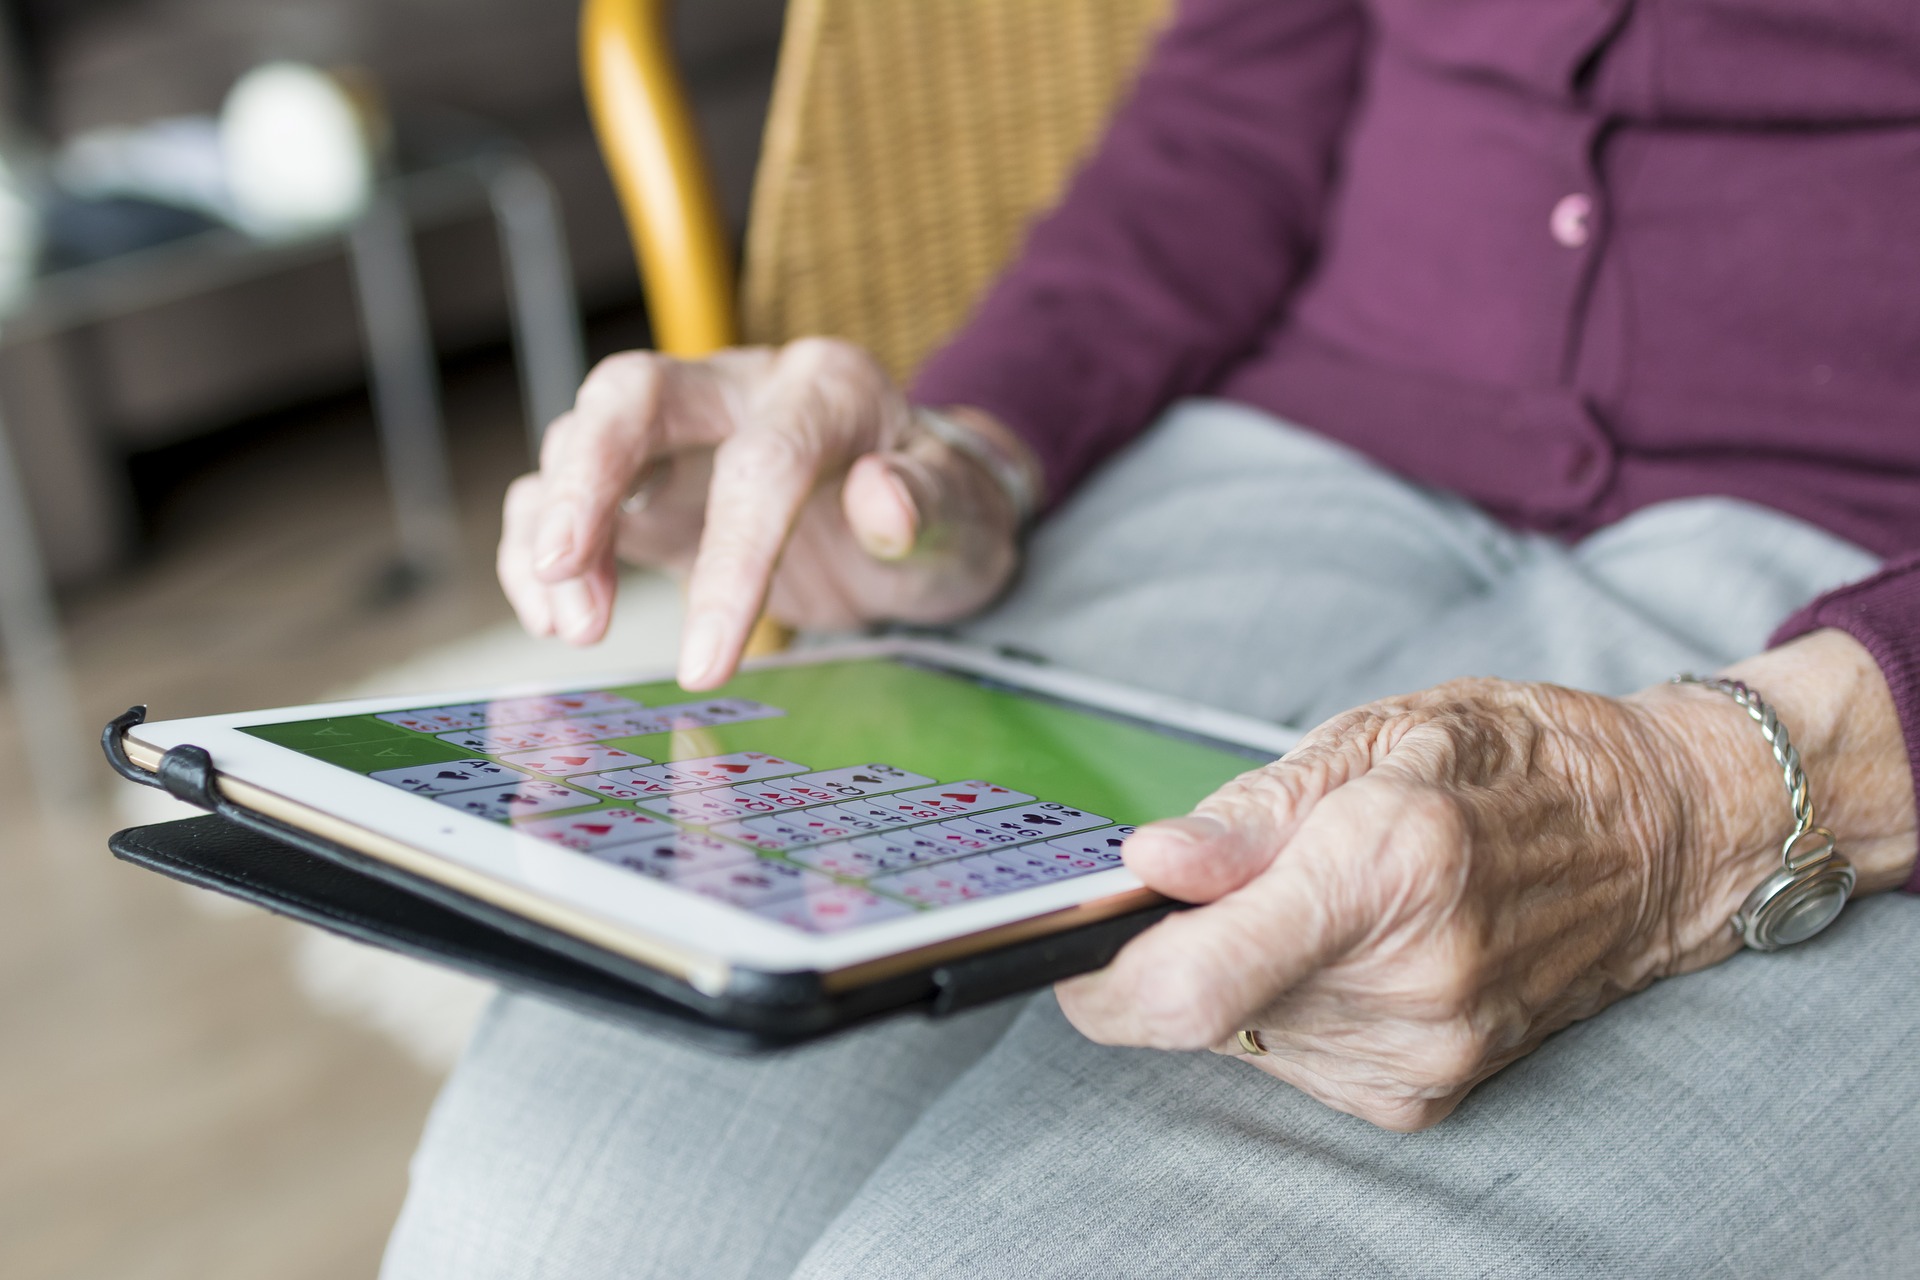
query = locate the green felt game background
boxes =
[243,657,1268,830]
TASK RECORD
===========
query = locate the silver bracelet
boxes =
[913,406,1039,528]
[1671,675,1856,950]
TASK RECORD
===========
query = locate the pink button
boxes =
[1550,193,1593,248]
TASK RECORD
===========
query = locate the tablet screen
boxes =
[239,656,1268,936]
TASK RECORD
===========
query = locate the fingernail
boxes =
[1151,815,1229,849]
[534,503,576,574]
[554,579,595,642]
[870,469,918,559]
[679,613,727,688]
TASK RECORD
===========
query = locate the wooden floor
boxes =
[0,335,630,1279]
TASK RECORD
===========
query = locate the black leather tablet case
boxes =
[109,815,802,1052]
[104,707,1174,1053]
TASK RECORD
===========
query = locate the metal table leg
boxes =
[485,156,587,460]
[0,399,89,807]
[347,190,460,584]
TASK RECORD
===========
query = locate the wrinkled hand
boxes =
[498,338,1028,688]
[1057,675,1796,1131]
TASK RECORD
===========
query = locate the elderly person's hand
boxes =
[498,339,1032,688]
[1057,630,1918,1131]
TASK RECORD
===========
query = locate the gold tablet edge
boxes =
[121,735,733,995]
[122,734,1159,1001]
[817,887,1163,994]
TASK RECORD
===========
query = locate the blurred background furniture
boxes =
[1,0,789,587]
[0,399,85,804]
[582,0,1167,656]
[0,0,787,799]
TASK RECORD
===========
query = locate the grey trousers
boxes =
[383,401,1919,1279]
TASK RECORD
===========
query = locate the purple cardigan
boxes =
[914,0,1920,893]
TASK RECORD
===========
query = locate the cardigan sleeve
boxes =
[1770,552,1920,892]
[911,0,1367,508]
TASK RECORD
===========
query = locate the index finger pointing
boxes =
[677,425,824,689]
[676,340,892,689]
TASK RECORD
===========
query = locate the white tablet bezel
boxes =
[124,638,1297,993]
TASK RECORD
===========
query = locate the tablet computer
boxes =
[111,639,1294,1040]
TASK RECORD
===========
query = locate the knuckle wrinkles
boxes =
[581,351,658,400]
[719,427,810,483]
[779,335,866,380]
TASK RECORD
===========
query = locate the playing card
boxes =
[573,768,677,800]
[477,691,642,726]
[870,855,1008,906]
[761,778,857,806]
[1020,844,1104,876]
[724,781,813,811]
[512,806,673,852]
[435,719,598,754]
[707,819,803,852]
[782,811,862,845]
[858,793,951,824]
[782,764,934,801]
[970,802,1110,841]
[783,840,889,878]
[935,816,1028,847]
[497,743,652,777]
[562,709,671,740]
[825,798,918,831]
[596,830,760,880]
[433,780,592,821]
[966,856,1042,894]
[680,859,828,908]
[925,821,998,853]
[628,751,809,792]
[890,781,1034,818]
[984,846,1079,883]
[812,802,893,832]
[377,706,490,733]
[849,830,957,870]
[728,812,858,849]
[647,697,787,730]
[1043,825,1136,865]
[634,789,760,824]
[369,758,526,795]
[523,691,643,720]
[753,884,916,933]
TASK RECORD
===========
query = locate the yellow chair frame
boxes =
[581,0,742,357]
[582,0,1165,367]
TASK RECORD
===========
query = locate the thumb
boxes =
[1128,704,1407,902]
[841,452,922,560]
[842,407,1031,563]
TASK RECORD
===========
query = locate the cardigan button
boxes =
[1550,193,1593,248]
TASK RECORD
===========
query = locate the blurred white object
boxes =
[221,61,376,238]
[54,62,378,241]
[0,151,40,311]
[55,115,231,221]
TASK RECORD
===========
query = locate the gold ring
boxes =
[1236,1028,1268,1056]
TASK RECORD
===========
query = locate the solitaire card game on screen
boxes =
[243,656,1265,936]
